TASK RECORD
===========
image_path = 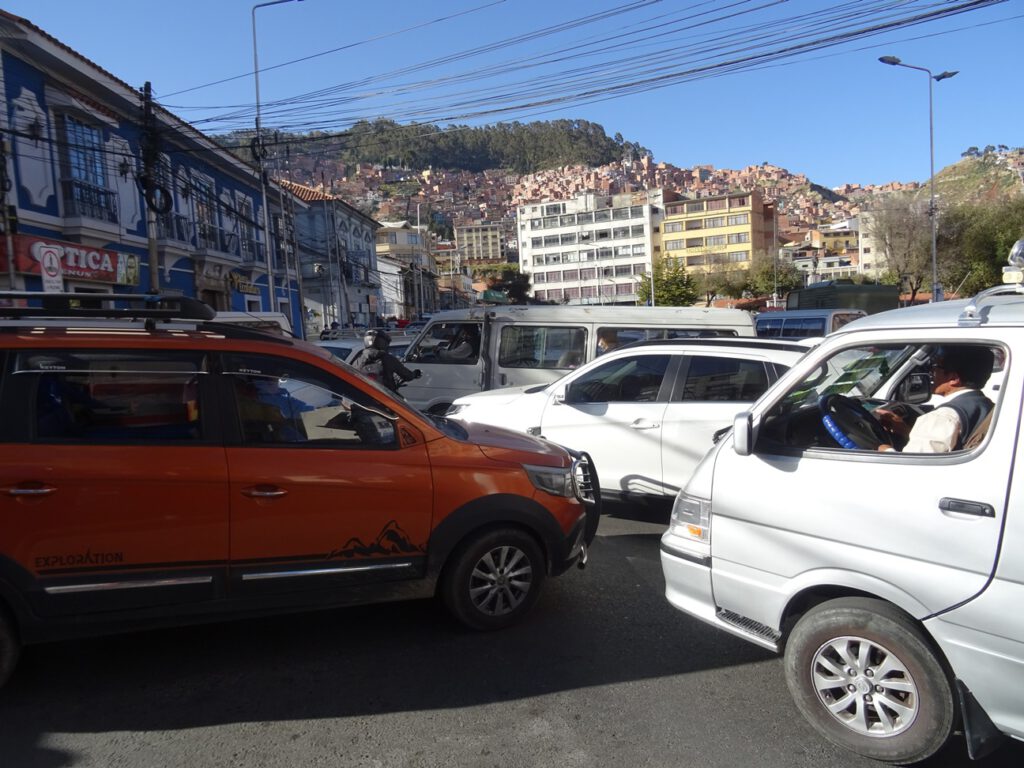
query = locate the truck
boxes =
[785,280,899,314]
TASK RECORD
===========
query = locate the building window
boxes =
[613,227,630,239]
[663,221,683,233]
[686,201,704,213]
[563,269,580,282]
[560,214,576,226]
[531,237,542,248]
[581,268,596,280]
[59,114,117,223]
[631,225,645,237]
[665,239,684,251]
[612,207,631,220]
[686,237,705,248]
[687,255,706,266]
[594,210,611,222]
[728,232,750,244]
[577,212,594,224]
[730,196,748,207]
[706,199,727,211]
[561,233,577,245]
[685,219,703,231]
[706,235,726,247]
[727,213,750,226]
[705,216,725,228]
[534,272,547,283]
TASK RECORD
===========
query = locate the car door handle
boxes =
[939,497,994,518]
[629,419,660,430]
[242,486,288,499]
[6,485,57,497]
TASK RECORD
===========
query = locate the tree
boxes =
[937,196,1024,296]
[746,251,803,298]
[637,258,698,306]
[866,194,931,304]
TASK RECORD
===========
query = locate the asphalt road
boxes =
[1,504,1021,768]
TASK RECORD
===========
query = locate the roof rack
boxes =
[0,292,216,321]
[959,239,1024,325]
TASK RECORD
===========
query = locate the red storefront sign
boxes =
[0,234,139,285]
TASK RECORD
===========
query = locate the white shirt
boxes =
[902,390,973,453]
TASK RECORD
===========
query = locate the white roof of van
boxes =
[837,293,1024,334]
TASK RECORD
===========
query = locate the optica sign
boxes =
[0,234,139,285]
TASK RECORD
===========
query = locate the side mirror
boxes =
[901,372,933,405]
[733,411,752,456]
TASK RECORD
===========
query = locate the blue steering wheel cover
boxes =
[822,413,859,449]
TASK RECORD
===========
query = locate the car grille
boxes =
[571,452,598,504]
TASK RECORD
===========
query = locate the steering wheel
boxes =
[818,394,891,450]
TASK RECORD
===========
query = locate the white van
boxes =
[660,240,1024,764]
[400,305,756,414]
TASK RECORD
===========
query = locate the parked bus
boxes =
[755,308,866,339]
[398,305,756,414]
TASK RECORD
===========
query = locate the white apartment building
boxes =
[517,190,668,305]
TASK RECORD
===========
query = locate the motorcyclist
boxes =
[349,329,421,394]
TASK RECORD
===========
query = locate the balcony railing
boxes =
[156,213,191,242]
[61,179,118,223]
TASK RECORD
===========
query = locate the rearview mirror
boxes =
[733,411,752,456]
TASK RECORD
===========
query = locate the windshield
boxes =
[775,344,918,412]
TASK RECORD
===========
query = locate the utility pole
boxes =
[140,82,162,293]
[0,139,17,289]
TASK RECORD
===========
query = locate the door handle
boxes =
[7,485,57,497]
[939,497,994,518]
[629,419,660,430]
[242,486,288,499]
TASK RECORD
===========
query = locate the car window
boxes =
[223,354,397,448]
[598,326,739,354]
[18,350,207,442]
[566,354,670,403]
[498,325,587,369]
[406,322,480,364]
[676,356,771,402]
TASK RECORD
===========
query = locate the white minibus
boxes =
[400,305,755,414]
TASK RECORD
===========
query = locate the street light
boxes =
[252,0,302,312]
[878,55,958,302]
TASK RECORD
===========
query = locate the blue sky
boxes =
[5,0,1021,189]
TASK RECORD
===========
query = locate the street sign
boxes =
[39,243,64,293]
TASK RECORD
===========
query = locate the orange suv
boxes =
[0,293,598,686]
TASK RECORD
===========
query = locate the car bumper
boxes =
[660,533,780,652]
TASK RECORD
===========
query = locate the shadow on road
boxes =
[1,528,1021,768]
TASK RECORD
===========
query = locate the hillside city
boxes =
[2,8,1023,338]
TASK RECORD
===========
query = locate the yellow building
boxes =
[658,190,772,274]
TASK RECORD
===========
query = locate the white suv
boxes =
[447,338,808,503]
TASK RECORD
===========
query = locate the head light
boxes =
[668,492,711,543]
[524,464,574,498]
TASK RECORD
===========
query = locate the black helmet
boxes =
[364,328,390,350]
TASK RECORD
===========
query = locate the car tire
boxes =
[0,606,20,688]
[441,527,546,631]
[784,597,955,764]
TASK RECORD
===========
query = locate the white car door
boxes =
[536,352,672,498]
[660,352,778,497]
